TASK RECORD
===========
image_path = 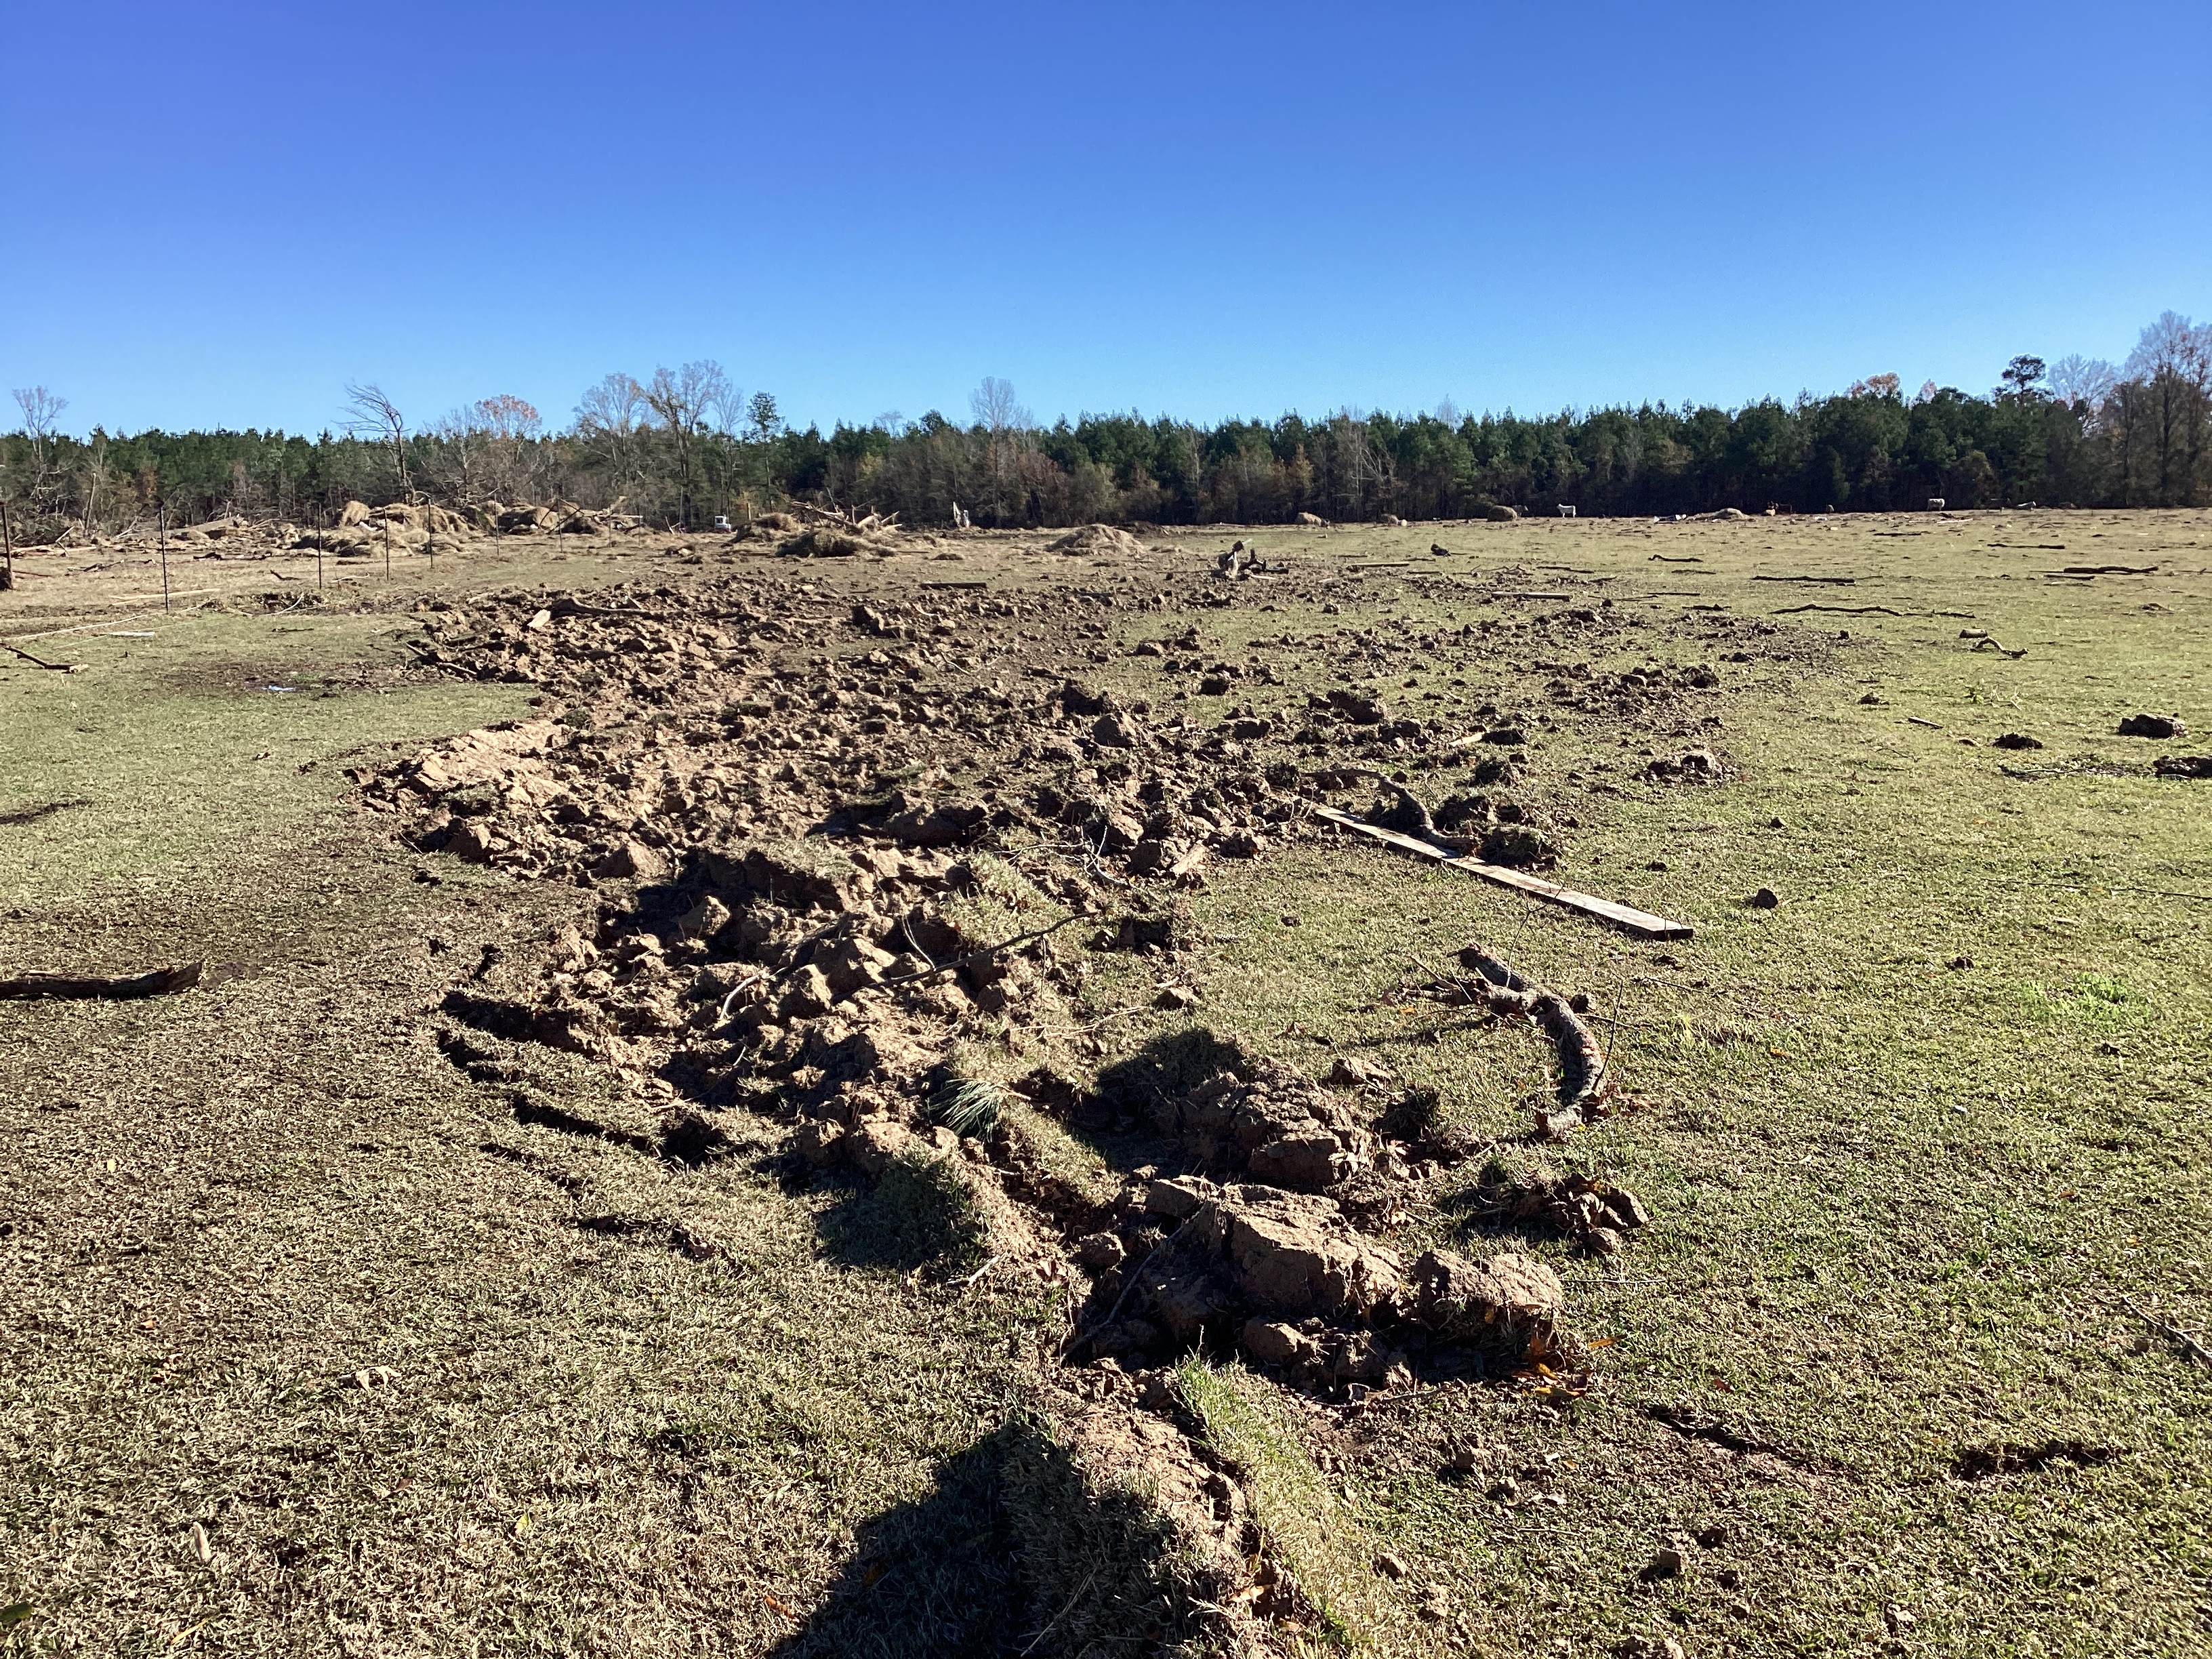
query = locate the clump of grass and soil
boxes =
[3,508,2209,1656]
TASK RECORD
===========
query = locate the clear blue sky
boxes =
[4,1,2206,437]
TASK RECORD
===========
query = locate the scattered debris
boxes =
[1771,603,1900,617]
[0,798,87,828]
[2153,755,2212,779]
[1992,733,2043,751]
[342,546,1839,1642]
[1460,1155,1647,1251]
[1448,946,1613,1138]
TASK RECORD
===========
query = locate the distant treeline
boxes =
[4,314,2207,544]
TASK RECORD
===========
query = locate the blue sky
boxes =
[3,1,2206,437]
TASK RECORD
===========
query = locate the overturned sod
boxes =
[3,508,2209,1654]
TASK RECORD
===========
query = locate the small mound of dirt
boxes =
[1048,523,1146,558]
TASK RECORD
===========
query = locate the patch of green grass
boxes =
[1177,1359,1388,1650]
[0,608,529,914]
[1091,509,2212,1651]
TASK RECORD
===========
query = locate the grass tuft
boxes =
[930,1076,1006,1139]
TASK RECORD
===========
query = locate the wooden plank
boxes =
[1309,805,1693,939]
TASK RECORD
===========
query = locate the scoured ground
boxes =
[345,547,1814,1649]
[18,510,2205,1656]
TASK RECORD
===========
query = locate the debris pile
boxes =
[1070,1164,1565,1390]
[1459,1155,1650,1256]
[299,499,483,557]
[361,552,1819,1645]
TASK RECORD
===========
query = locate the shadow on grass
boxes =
[769,1428,1027,1658]
[770,1414,1201,1658]
[1093,1025,1255,1126]
[813,1149,989,1271]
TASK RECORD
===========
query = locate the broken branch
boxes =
[0,961,204,1000]
[2124,1295,2212,1368]
[3,641,83,671]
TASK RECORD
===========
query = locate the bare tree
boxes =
[472,393,541,444]
[12,386,68,495]
[1331,412,1387,516]
[433,394,544,501]
[80,437,116,539]
[642,361,731,529]
[2047,354,2116,410]
[576,373,647,494]
[965,380,1033,525]
[705,378,748,437]
[577,372,643,436]
[343,383,412,498]
[969,376,1031,434]
[7,388,73,545]
[2118,312,2212,505]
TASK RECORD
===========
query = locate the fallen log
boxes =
[1309,804,1692,939]
[3,641,86,672]
[0,960,203,1000]
[1456,946,1610,1138]
[1773,603,1902,616]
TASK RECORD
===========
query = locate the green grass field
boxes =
[3,510,2207,1656]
